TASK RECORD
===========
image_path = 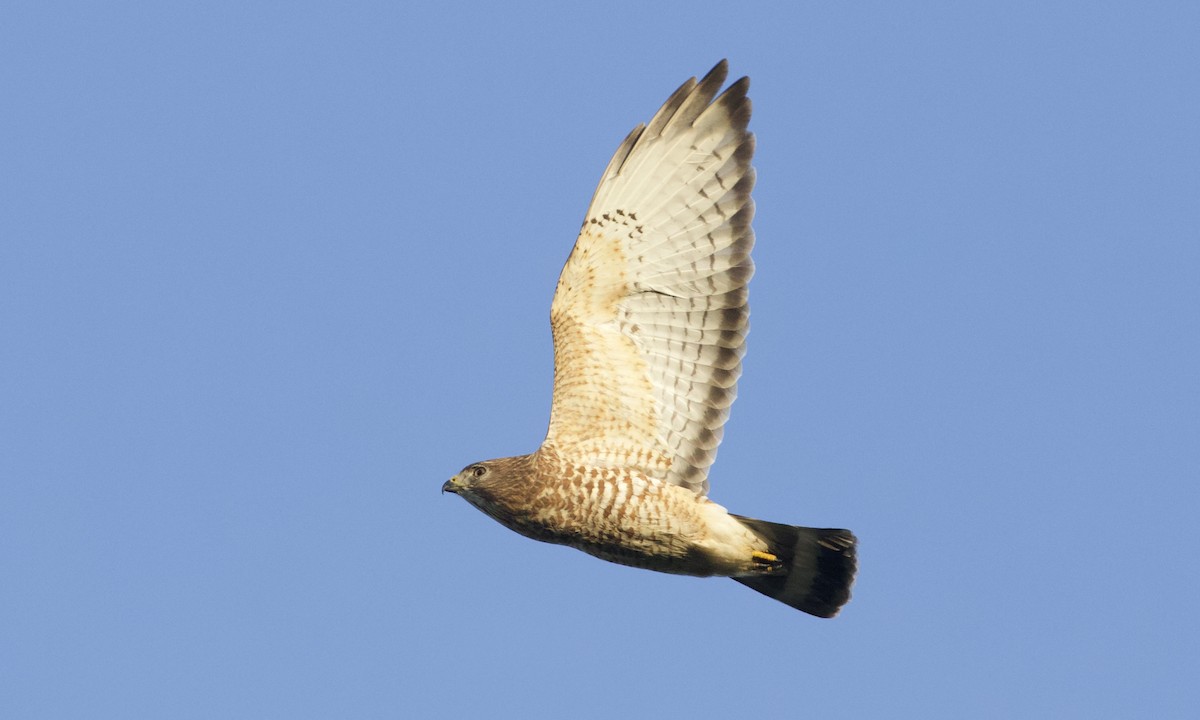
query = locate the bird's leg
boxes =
[751,550,782,568]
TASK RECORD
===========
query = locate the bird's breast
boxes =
[487,466,734,575]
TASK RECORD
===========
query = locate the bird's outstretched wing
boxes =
[543,60,755,496]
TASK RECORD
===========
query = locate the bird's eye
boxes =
[471,465,486,478]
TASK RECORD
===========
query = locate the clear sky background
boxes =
[2,2,1198,718]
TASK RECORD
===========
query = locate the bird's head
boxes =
[441,462,491,498]
[442,455,537,522]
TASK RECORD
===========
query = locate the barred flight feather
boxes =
[545,61,754,496]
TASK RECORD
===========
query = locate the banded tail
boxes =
[732,515,857,618]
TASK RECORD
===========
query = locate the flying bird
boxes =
[443,61,857,617]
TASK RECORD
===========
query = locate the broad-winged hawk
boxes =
[443,61,857,617]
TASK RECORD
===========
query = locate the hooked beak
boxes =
[442,477,459,495]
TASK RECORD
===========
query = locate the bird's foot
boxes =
[751,550,782,569]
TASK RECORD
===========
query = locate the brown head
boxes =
[442,454,538,528]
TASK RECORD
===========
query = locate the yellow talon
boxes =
[751,551,778,563]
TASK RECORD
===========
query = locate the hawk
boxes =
[443,61,857,617]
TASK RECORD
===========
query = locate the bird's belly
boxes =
[569,536,715,575]
[508,474,735,576]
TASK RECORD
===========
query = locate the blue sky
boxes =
[2,2,1198,718]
